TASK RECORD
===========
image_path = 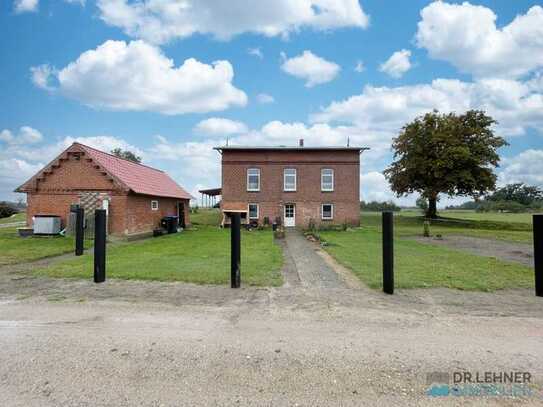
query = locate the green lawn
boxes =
[319,227,533,291]
[361,211,533,243]
[0,212,26,224]
[0,227,90,266]
[399,209,536,224]
[34,225,283,286]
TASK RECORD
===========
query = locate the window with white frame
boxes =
[283,168,296,191]
[321,203,333,220]
[321,168,334,191]
[248,203,259,219]
[151,200,159,211]
[247,168,260,191]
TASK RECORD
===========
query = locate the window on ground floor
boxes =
[248,203,259,219]
[321,203,333,220]
[151,200,159,211]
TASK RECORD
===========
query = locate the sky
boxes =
[1,0,543,206]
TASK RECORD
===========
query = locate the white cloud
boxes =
[248,47,263,60]
[31,40,247,115]
[97,0,369,44]
[30,64,57,91]
[498,149,543,186]
[64,0,85,5]
[14,0,38,13]
[194,118,248,136]
[281,50,340,87]
[0,126,43,145]
[354,60,365,73]
[256,93,275,104]
[312,78,543,138]
[416,2,543,78]
[379,49,412,79]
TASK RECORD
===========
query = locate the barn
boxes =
[15,142,192,238]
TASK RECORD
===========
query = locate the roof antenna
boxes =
[226,137,229,146]
[347,137,350,147]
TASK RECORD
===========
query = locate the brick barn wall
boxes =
[221,150,360,227]
[124,194,190,235]
[23,152,191,236]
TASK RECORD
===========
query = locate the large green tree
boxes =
[384,110,507,218]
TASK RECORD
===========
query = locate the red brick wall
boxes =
[24,152,191,236]
[124,194,191,235]
[221,150,360,227]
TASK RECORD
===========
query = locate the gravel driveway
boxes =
[410,235,534,267]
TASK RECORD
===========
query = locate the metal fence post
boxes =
[534,214,542,297]
[75,207,85,256]
[382,211,394,295]
[231,213,241,288]
[94,209,106,283]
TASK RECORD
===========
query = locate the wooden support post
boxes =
[75,207,85,256]
[382,211,394,295]
[534,214,543,297]
[94,209,106,283]
[231,213,241,288]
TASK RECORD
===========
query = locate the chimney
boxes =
[299,138,304,147]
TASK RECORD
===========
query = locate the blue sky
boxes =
[1,0,542,205]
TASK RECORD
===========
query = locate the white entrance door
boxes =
[284,204,295,227]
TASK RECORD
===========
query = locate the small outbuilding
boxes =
[15,142,193,238]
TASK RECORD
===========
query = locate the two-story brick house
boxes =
[215,142,366,228]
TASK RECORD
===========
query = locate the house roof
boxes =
[214,145,369,152]
[15,142,193,200]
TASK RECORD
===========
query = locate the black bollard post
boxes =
[534,214,543,297]
[75,207,85,256]
[230,213,241,288]
[382,211,394,294]
[94,209,106,283]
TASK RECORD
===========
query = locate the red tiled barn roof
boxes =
[16,142,193,200]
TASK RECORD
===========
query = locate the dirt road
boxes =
[1,274,542,406]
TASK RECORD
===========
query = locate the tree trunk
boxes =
[426,196,438,219]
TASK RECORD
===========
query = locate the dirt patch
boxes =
[409,235,534,267]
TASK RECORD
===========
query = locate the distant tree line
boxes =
[445,183,543,213]
[0,201,20,219]
[360,200,401,212]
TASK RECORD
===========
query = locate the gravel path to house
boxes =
[409,235,534,267]
[283,229,349,289]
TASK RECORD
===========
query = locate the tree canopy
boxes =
[111,148,142,163]
[384,110,508,218]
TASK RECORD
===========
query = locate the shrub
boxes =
[0,202,18,219]
[360,200,401,212]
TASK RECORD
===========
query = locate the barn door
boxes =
[177,202,186,228]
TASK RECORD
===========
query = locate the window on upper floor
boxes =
[321,168,334,191]
[321,203,334,220]
[151,200,159,211]
[283,168,297,192]
[248,203,259,219]
[247,168,260,191]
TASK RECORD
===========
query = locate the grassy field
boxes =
[399,209,536,224]
[361,211,533,243]
[34,209,283,286]
[317,211,534,291]
[0,212,26,224]
[319,228,533,291]
[0,227,90,266]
